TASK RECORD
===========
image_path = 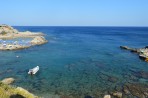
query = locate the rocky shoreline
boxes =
[120,46,148,62]
[0,24,48,50]
[0,78,38,98]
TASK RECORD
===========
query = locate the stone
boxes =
[1,78,15,84]
[112,92,122,98]
[104,95,111,98]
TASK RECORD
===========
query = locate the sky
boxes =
[0,0,148,26]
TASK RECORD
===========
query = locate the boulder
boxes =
[1,78,15,84]
[30,36,47,45]
[112,92,122,98]
[104,95,111,98]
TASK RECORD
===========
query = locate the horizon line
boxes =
[13,25,148,27]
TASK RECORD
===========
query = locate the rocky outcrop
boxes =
[1,78,15,85]
[0,24,48,50]
[120,46,148,62]
[0,24,18,35]
[30,36,48,45]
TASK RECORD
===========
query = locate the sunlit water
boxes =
[0,27,148,98]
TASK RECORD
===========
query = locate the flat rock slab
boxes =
[1,78,15,84]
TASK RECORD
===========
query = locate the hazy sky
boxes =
[1,0,148,26]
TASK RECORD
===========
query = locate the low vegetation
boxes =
[0,31,7,35]
[0,82,38,98]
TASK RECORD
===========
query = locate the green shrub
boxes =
[1,31,7,35]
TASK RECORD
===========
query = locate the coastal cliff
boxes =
[0,24,47,50]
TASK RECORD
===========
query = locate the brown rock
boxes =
[1,78,15,84]
[112,92,122,98]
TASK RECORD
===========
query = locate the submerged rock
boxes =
[123,83,148,98]
[2,77,15,84]
[130,69,148,79]
[108,76,118,83]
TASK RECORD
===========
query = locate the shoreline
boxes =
[0,25,48,50]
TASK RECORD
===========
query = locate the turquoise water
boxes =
[0,27,148,98]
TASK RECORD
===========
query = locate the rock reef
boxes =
[120,46,148,62]
[0,24,47,50]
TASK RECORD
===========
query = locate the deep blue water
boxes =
[0,27,148,98]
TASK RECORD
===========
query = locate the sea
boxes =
[0,26,148,98]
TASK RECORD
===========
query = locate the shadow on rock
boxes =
[10,94,25,98]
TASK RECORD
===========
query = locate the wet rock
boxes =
[145,46,148,48]
[120,46,137,52]
[114,85,122,91]
[104,95,111,98]
[139,71,148,79]
[124,83,148,98]
[120,46,132,50]
[1,77,15,84]
[112,92,122,98]
[84,95,93,98]
[123,85,130,95]
[99,73,108,81]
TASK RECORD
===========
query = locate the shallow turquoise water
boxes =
[0,27,148,98]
